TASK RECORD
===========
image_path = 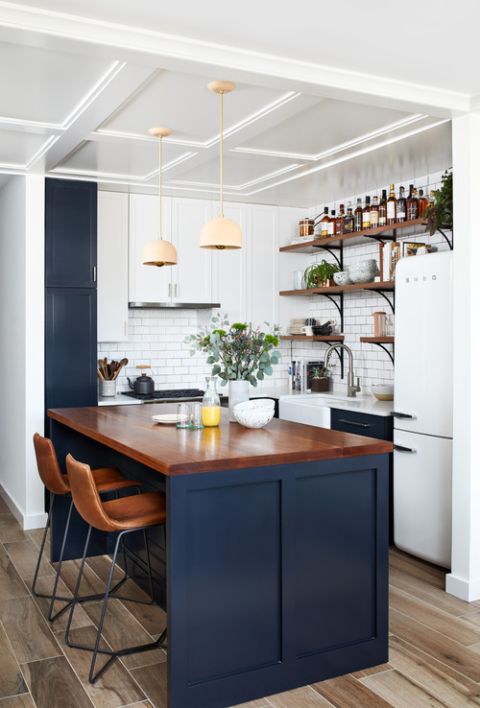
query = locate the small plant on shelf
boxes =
[425,170,453,237]
[303,260,340,288]
[311,365,331,393]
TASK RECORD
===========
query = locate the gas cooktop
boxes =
[122,388,205,402]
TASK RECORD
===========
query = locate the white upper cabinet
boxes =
[97,191,129,342]
[212,203,247,322]
[246,205,278,327]
[171,198,214,304]
[129,194,173,303]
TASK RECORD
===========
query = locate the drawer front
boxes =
[330,409,392,440]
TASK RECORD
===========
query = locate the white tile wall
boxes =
[99,171,452,395]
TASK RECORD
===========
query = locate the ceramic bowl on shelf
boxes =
[348,259,379,284]
[371,384,394,401]
[333,270,351,286]
[233,399,275,428]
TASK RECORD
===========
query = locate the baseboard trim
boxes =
[0,483,47,531]
[446,572,480,602]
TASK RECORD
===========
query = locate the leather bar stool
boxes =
[32,433,141,622]
[64,453,167,683]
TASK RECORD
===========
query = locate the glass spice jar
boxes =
[298,218,314,238]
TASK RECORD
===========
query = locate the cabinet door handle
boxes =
[168,283,172,298]
[174,283,178,297]
[124,321,127,337]
[337,418,372,428]
[392,411,415,419]
[394,444,417,453]
[92,266,97,282]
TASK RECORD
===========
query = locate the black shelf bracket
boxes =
[370,288,395,314]
[437,227,453,250]
[311,243,342,268]
[375,342,395,365]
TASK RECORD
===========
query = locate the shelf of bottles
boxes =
[281,183,430,253]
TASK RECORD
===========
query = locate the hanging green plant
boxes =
[425,170,452,237]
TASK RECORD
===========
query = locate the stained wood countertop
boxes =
[48,404,392,476]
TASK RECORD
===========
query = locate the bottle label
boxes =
[397,206,405,218]
[327,221,334,235]
[387,202,395,219]
[370,212,379,226]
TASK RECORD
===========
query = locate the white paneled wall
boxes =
[99,172,451,394]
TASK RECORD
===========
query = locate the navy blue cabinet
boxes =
[45,179,97,288]
[331,408,394,543]
[45,288,97,409]
[45,179,98,417]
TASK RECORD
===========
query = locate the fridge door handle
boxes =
[394,444,417,453]
[392,411,416,419]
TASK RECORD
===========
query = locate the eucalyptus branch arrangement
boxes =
[186,314,281,386]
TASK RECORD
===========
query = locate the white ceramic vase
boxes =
[228,380,250,421]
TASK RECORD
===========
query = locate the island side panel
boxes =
[167,454,389,708]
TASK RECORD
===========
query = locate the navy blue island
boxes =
[48,403,392,708]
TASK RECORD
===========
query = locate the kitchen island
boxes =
[48,404,392,708]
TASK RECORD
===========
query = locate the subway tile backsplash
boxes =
[99,171,452,396]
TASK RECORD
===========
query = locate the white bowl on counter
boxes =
[371,385,394,401]
[233,399,275,428]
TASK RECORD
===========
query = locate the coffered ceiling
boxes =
[0,5,453,207]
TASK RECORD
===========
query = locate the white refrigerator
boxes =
[393,250,453,568]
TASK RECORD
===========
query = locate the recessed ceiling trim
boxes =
[93,91,300,149]
[170,163,302,191]
[243,118,450,196]
[25,134,61,168]
[233,113,427,162]
[61,60,126,129]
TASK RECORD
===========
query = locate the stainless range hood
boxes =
[129,302,221,309]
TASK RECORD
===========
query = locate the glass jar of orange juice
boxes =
[201,376,221,427]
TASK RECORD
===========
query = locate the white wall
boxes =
[0,175,45,529]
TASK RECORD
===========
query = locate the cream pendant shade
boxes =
[200,80,242,250]
[199,216,242,250]
[143,238,177,266]
[143,125,177,267]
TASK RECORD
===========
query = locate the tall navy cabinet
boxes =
[45,179,97,415]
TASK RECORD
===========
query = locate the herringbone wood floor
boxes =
[0,495,478,708]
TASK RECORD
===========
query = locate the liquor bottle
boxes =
[406,184,419,220]
[370,195,379,228]
[362,196,371,229]
[387,184,397,224]
[418,188,429,217]
[397,186,406,222]
[354,198,363,232]
[343,203,354,233]
[329,210,336,237]
[378,189,387,227]
[335,204,345,235]
[320,207,330,237]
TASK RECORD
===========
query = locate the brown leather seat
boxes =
[66,454,166,533]
[33,433,139,495]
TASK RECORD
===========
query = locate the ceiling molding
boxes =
[170,163,302,191]
[232,113,427,162]
[92,91,300,149]
[242,119,450,197]
[0,2,470,116]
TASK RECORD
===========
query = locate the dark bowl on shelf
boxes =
[312,323,333,336]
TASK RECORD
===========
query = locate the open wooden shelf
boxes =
[280,281,395,297]
[279,218,426,253]
[360,336,395,344]
[280,335,344,342]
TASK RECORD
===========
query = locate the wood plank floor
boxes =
[0,502,478,707]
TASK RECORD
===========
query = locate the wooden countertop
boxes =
[48,404,392,476]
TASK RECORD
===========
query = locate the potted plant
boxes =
[310,365,331,392]
[425,170,453,242]
[186,314,281,420]
[304,260,340,288]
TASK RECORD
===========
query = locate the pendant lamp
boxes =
[200,81,242,250]
[143,127,177,267]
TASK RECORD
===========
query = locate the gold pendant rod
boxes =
[220,90,224,217]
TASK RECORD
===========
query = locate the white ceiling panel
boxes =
[0,42,114,125]
[235,100,415,157]
[57,138,193,178]
[100,71,286,143]
[171,152,301,190]
[0,128,54,166]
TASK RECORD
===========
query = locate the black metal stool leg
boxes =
[32,494,72,607]
[64,525,92,647]
[47,498,74,621]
